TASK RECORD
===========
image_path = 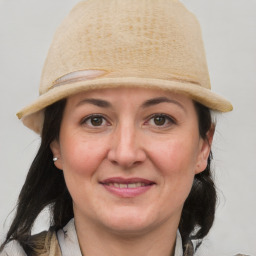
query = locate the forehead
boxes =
[66,87,194,108]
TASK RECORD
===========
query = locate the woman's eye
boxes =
[153,116,166,126]
[148,114,175,128]
[81,115,108,127]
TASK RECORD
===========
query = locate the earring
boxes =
[53,157,58,162]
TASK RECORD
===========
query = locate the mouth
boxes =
[99,177,155,198]
[103,182,151,188]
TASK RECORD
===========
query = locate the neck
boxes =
[74,215,180,256]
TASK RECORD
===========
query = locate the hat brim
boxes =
[17,77,233,134]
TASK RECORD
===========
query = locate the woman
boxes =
[0,0,236,255]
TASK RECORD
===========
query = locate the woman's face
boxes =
[51,87,212,234]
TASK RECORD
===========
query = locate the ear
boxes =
[195,125,215,174]
[50,140,63,170]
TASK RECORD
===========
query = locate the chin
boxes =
[99,208,160,235]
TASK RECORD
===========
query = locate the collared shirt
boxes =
[2,218,184,256]
[58,219,183,256]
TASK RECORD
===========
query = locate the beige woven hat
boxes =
[17,0,233,134]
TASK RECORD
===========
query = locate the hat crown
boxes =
[17,0,233,134]
[40,0,210,94]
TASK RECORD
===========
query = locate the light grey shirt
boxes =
[1,218,183,256]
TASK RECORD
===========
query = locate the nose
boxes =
[107,123,146,169]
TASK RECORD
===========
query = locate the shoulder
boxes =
[28,229,61,256]
[1,240,27,256]
[1,229,61,256]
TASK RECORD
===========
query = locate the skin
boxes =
[51,87,213,256]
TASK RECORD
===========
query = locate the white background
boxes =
[0,0,255,255]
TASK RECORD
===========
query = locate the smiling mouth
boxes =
[103,182,151,188]
[100,177,155,187]
[100,177,155,197]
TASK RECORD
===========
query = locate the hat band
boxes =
[51,69,204,92]
[52,69,108,88]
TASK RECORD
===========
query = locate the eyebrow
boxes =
[76,98,111,108]
[76,96,185,111]
[142,97,186,111]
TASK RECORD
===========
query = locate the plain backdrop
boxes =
[0,0,255,255]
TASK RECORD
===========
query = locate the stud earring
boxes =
[53,157,58,162]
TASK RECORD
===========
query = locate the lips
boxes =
[105,182,148,188]
[100,177,155,186]
[100,177,155,198]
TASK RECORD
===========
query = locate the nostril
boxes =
[110,160,119,166]
[133,160,143,166]
[109,159,143,169]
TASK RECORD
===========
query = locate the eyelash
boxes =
[81,114,110,128]
[145,114,176,128]
[80,113,176,129]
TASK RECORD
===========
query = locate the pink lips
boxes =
[100,177,155,198]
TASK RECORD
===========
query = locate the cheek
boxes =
[60,134,108,178]
[149,137,199,176]
[59,135,109,208]
[142,137,198,217]
[147,136,199,199]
